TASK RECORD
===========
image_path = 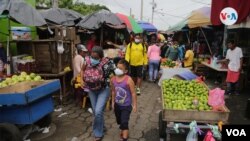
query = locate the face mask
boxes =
[134,39,141,44]
[90,57,100,66]
[114,68,124,76]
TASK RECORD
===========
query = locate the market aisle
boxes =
[37,81,165,141]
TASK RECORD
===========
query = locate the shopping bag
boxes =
[203,131,215,141]
[208,88,225,111]
[186,127,198,141]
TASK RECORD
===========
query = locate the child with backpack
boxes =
[110,59,137,141]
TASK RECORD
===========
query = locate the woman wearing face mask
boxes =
[110,59,137,141]
[82,46,116,141]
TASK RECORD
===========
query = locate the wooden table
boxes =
[201,62,228,72]
[38,71,73,103]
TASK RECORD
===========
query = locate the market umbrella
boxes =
[0,0,47,26]
[40,8,84,26]
[187,6,211,28]
[116,13,143,34]
[77,10,125,30]
[137,21,157,32]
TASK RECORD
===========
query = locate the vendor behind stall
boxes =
[0,43,7,78]
[183,45,194,70]
[86,34,97,52]
[165,40,179,61]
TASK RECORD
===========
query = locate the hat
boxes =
[77,44,88,52]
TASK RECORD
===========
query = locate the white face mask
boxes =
[134,39,141,43]
[114,68,124,76]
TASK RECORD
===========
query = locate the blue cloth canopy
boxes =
[137,21,157,32]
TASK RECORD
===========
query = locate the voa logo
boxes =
[226,129,246,136]
[220,7,238,25]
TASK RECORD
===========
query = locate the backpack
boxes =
[84,57,108,90]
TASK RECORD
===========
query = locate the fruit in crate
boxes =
[161,59,177,68]
[0,72,43,88]
[162,79,212,111]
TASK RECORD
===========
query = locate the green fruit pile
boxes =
[161,59,176,68]
[162,79,212,111]
[0,72,43,88]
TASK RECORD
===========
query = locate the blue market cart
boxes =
[0,79,61,141]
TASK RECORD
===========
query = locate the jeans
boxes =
[226,82,239,94]
[148,60,160,81]
[88,87,110,137]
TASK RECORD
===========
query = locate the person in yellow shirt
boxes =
[125,34,148,95]
[183,45,194,70]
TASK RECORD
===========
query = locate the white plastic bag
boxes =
[186,127,198,141]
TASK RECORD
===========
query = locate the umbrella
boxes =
[167,7,211,32]
[116,13,143,34]
[137,21,157,32]
[188,7,211,28]
[40,8,84,26]
[0,0,47,26]
[77,10,125,30]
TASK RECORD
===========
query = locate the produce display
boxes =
[161,59,180,68]
[162,79,212,111]
[0,72,43,88]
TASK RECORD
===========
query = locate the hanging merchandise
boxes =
[203,130,216,141]
[57,40,65,54]
[186,121,198,141]
[207,124,221,140]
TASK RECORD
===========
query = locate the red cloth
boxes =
[86,40,95,52]
[211,0,250,25]
[226,70,240,83]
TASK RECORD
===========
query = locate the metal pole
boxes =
[6,15,11,76]
[151,0,155,24]
[130,8,132,16]
[200,27,212,55]
[222,25,228,57]
[52,0,59,8]
[140,0,143,21]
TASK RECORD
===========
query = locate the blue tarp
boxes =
[137,21,157,32]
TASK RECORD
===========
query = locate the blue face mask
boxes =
[90,57,100,66]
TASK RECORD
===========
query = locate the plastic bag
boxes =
[203,131,215,141]
[208,88,225,110]
[186,127,198,141]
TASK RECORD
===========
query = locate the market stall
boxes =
[159,76,230,141]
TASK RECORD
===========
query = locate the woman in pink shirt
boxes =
[147,36,161,82]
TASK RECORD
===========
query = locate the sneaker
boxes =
[88,108,93,114]
[136,88,141,95]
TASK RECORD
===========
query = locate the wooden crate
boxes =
[162,107,230,123]
[161,80,230,124]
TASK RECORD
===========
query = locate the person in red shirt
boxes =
[87,34,96,52]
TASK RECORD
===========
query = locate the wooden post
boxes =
[200,27,212,55]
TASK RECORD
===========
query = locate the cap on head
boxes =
[77,44,88,52]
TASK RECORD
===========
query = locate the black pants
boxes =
[114,104,132,130]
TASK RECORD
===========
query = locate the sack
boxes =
[84,57,107,90]
[186,128,198,141]
[203,131,215,141]
[208,88,225,110]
